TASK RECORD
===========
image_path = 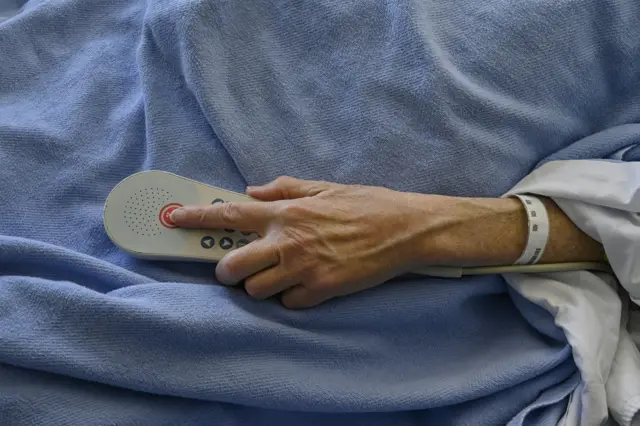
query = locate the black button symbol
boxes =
[220,237,233,250]
[200,236,215,249]
[241,231,252,236]
[225,229,235,233]
[236,239,249,248]
[212,198,225,204]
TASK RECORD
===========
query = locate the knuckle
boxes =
[274,176,295,185]
[309,276,330,289]
[280,202,306,218]
[192,207,210,225]
[281,297,300,310]
[220,255,239,277]
[281,233,312,261]
[217,202,242,224]
[215,256,241,285]
[308,271,339,289]
[297,252,318,271]
[272,176,297,199]
[244,281,267,299]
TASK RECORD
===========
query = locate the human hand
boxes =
[171,175,606,309]
[170,177,442,309]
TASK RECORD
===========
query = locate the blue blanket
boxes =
[1,0,640,425]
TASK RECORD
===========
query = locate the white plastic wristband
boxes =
[512,194,549,265]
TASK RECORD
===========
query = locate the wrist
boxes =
[411,196,527,267]
[410,193,605,268]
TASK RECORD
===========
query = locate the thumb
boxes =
[246,176,331,201]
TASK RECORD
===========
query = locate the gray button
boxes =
[220,237,233,250]
[200,236,215,249]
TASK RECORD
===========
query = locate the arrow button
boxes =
[220,237,233,250]
[200,236,215,249]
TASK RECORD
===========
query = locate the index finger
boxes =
[170,202,272,232]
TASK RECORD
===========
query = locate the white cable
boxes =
[411,262,613,279]
[512,194,549,265]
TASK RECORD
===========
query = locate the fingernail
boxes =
[246,186,256,192]
[170,208,187,222]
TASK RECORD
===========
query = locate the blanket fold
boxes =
[2,0,640,424]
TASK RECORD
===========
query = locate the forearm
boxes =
[417,195,605,267]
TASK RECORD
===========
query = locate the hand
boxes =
[173,176,606,309]
[170,177,438,309]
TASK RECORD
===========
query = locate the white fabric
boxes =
[504,158,640,426]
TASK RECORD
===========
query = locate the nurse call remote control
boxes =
[103,170,260,262]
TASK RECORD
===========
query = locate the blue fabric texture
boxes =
[0,0,21,22]
[1,0,639,424]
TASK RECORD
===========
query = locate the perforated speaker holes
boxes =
[124,188,173,237]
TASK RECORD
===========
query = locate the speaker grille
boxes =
[124,188,173,236]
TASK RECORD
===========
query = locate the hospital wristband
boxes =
[512,194,549,265]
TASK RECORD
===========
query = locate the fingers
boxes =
[171,202,271,232]
[281,286,331,310]
[243,266,299,300]
[215,239,280,286]
[247,176,331,201]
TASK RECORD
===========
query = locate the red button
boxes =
[159,203,183,229]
